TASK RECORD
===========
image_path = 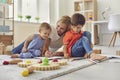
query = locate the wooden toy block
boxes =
[116,50,120,56]
[93,49,101,54]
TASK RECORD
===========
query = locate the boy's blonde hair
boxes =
[39,22,52,31]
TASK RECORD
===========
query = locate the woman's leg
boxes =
[12,42,24,54]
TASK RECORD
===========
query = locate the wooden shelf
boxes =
[74,0,97,22]
[0,0,14,47]
[74,0,98,43]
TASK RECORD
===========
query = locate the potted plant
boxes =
[35,17,40,23]
[25,15,31,22]
[18,15,23,21]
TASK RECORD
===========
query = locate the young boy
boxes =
[63,13,106,60]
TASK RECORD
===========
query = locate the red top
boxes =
[63,29,83,57]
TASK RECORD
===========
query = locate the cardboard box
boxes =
[0,35,13,45]
[116,50,120,56]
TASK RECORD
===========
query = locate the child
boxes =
[63,13,106,60]
[11,22,51,58]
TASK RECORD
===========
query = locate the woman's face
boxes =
[56,22,69,36]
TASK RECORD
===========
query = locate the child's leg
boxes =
[71,31,92,57]
[33,49,41,57]
[72,36,106,60]
[19,52,34,58]
[71,45,86,57]
[71,36,92,57]
[82,32,106,60]
[12,42,24,54]
[19,49,41,58]
[83,31,93,48]
[83,31,91,43]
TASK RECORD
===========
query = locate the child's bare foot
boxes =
[90,53,107,61]
[11,54,19,58]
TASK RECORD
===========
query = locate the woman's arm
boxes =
[50,36,63,49]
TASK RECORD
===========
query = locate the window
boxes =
[13,0,50,23]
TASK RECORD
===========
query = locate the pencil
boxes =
[89,59,98,64]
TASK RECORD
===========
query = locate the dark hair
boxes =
[39,22,52,31]
[71,13,85,26]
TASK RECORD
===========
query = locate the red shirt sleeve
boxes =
[63,31,72,45]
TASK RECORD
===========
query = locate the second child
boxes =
[63,13,106,60]
[11,22,51,58]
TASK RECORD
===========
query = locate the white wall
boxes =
[50,0,120,21]
[97,0,120,20]
[0,20,59,47]
[2,0,120,47]
[13,0,120,46]
[38,0,50,23]
[50,0,58,24]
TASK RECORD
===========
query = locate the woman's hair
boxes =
[71,13,85,26]
[39,22,52,31]
[57,15,71,27]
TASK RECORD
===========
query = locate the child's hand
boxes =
[64,53,70,59]
[45,50,53,57]
[22,47,28,52]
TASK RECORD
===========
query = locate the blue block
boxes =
[0,25,10,32]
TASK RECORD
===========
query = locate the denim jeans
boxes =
[12,42,24,54]
[71,31,92,57]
